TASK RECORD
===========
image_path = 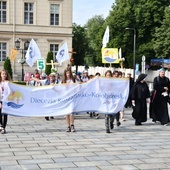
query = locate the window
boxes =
[50,44,58,62]
[0,42,7,62]
[24,3,34,24]
[0,1,6,23]
[50,4,59,25]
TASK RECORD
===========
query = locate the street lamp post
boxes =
[15,39,29,81]
[125,28,136,81]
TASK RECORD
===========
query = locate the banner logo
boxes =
[7,91,24,109]
[102,48,119,63]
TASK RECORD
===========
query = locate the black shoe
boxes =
[66,126,71,132]
[152,120,156,123]
[45,117,49,121]
[110,123,114,129]
[106,129,111,133]
[135,122,142,126]
[71,125,76,132]
[117,122,121,126]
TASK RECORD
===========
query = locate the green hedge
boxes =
[13,81,26,85]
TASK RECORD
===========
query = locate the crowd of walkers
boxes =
[0,66,170,134]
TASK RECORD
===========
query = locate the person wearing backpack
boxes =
[150,68,170,126]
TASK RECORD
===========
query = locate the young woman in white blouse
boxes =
[0,70,11,134]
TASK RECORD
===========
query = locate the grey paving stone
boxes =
[0,155,32,161]
[38,162,76,169]
[105,146,133,151]
[53,157,88,163]
[74,160,111,167]
[75,148,106,153]
[18,158,54,165]
[140,158,170,163]
[62,167,100,170]
[13,150,46,156]
[0,165,24,170]
[0,152,14,157]
[64,152,97,157]
[1,164,41,170]
[0,160,18,166]
[99,165,139,170]
[0,147,27,152]
[108,159,144,165]
[94,151,126,156]
[46,149,77,154]
[133,163,170,169]
[32,153,65,159]
[117,154,150,159]
[85,155,118,161]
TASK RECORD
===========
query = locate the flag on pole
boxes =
[56,42,69,65]
[25,39,41,67]
[10,49,18,61]
[119,48,122,59]
[102,26,109,48]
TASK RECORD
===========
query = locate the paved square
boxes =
[0,107,170,170]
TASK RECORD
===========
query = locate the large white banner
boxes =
[2,77,129,117]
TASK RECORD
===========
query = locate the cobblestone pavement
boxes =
[0,108,170,170]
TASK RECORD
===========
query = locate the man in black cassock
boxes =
[131,74,150,125]
[150,68,170,126]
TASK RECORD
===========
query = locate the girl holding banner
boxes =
[0,70,11,134]
[105,70,115,133]
[62,66,76,132]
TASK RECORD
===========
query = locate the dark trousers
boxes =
[0,109,8,129]
[105,112,120,130]
[116,112,120,122]
[105,114,114,130]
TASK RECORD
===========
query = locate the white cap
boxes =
[83,70,88,73]
[41,72,47,77]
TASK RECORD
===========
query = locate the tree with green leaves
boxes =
[106,0,170,69]
[153,7,170,58]
[4,57,13,79]
[72,23,88,72]
[84,15,106,66]
[45,52,53,75]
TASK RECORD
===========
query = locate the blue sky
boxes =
[73,0,115,26]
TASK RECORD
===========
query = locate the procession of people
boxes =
[0,66,170,134]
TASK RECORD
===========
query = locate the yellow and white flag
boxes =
[10,49,18,61]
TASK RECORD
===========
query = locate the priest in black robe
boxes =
[150,68,170,125]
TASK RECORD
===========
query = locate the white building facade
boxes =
[0,0,73,80]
